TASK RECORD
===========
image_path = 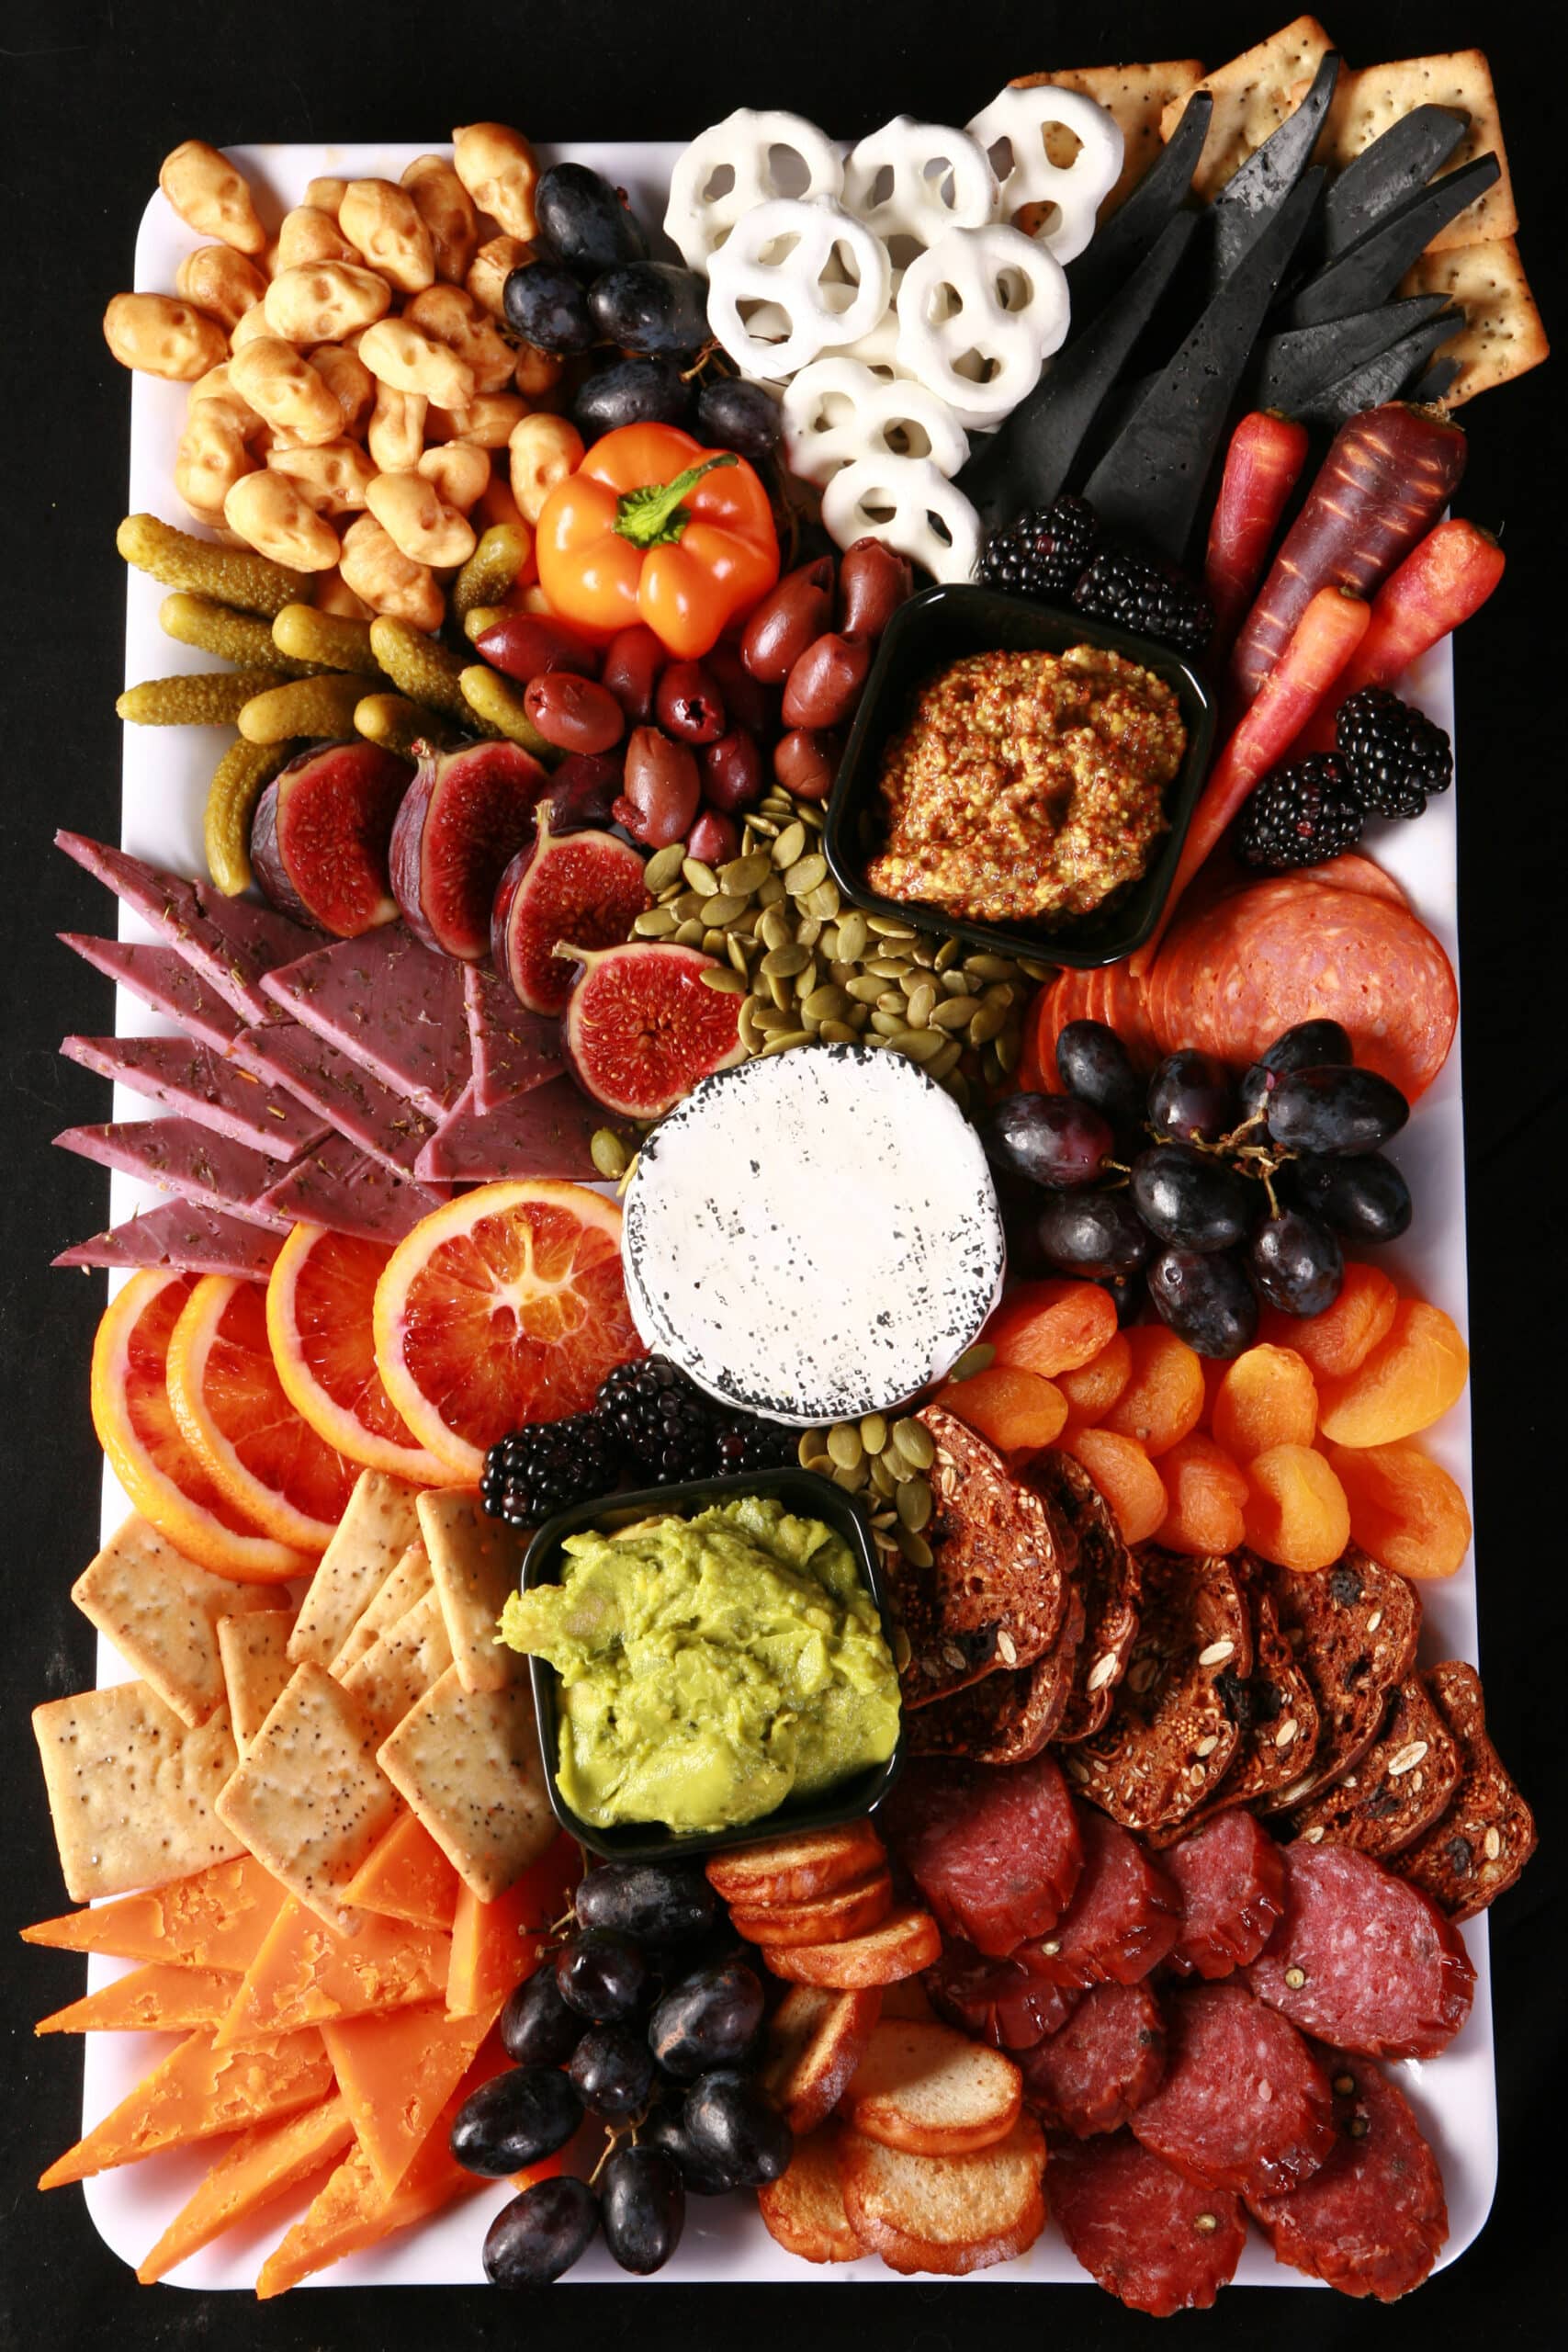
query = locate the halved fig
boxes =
[389,740,549,961]
[250,741,410,937]
[560,939,746,1118]
[492,808,649,1018]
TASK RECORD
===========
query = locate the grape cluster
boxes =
[982,1018,1413,1359]
[457,1860,790,2286]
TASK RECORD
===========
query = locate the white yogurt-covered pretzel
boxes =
[707,198,890,382]
[841,117,999,257]
[894,223,1068,428]
[966,85,1123,263]
[783,356,970,488]
[665,109,843,272]
[821,453,979,583]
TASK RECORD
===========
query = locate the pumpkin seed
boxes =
[749,1002,792,1035]
[877,990,906,1014]
[738,999,762,1052]
[866,915,917,940]
[868,1451,897,1499]
[926,1036,962,1080]
[806,879,840,922]
[965,952,1019,982]
[994,1025,1021,1074]
[981,980,1018,1011]
[761,943,810,979]
[797,803,824,830]
[643,844,686,894]
[748,813,780,838]
[766,970,793,1011]
[682,857,719,895]
[931,993,978,1029]
[947,1341,996,1383]
[1019,956,1055,982]
[821,1423,860,1473]
[819,1019,859,1045]
[860,1412,888,1454]
[702,892,749,926]
[727,933,751,978]
[969,1001,1008,1046]
[759,1027,814,1056]
[934,936,962,971]
[633,905,678,938]
[720,854,771,895]
[784,852,828,896]
[772,820,807,868]
[906,980,938,1027]
[590,1127,630,1180]
[795,919,822,953]
[757,872,787,908]
[941,1069,971,1111]
[801,984,848,1023]
[897,1476,932,1532]
[701,928,726,955]
[673,918,705,946]
[699,966,746,994]
[845,974,886,1004]
[797,1430,829,1471]
[864,955,912,980]
[836,911,869,963]
[759,907,794,953]
[890,1417,935,1472]
[889,1027,945,1063]
[870,1010,906,1037]
[671,888,707,922]
[898,1525,934,1569]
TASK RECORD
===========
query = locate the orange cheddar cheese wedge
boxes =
[213,1897,449,2049]
[342,1811,460,1932]
[136,2091,355,2283]
[39,2026,333,2189]
[21,1855,287,1971]
[447,1831,579,2017]
[322,2000,502,2199]
[36,1962,239,2036]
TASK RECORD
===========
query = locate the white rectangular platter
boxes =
[74,140,1493,2291]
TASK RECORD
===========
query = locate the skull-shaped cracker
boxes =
[841,117,999,260]
[821,453,979,584]
[665,108,843,273]
[782,357,969,488]
[707,198,891,383]
[966,84,1123,263]
[894,223,1068,429]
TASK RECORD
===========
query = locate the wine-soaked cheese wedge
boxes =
[622,1045,1004,1423]
[841,2019,1022,2155]
[764,1905,942,1988]
[839,2114,1047,2275]
[761,1984,883,2134]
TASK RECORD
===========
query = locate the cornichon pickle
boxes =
[367,617,491,730]
[237,672,378,744]
[116,513,312,619]
[161,593,328,678]
[354,693,458,759]
[458,664,554,761]
[461,605,507,642]
[204,739,293,897]
[273,602,383,679]
[451,523,531,620]
[117,669,289,726]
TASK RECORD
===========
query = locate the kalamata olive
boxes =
[702,640,774,735]
[700,728,763,815]
[781,631,871,729]
[600,625,665,724]
[523,672,626,754]
[474,612,602,684]
[739,558,833,683]
[773,727,841,803]
[687,808,739,865]
[837,536,913,639]
[656,661,726,745]
[547,750,625,832]
[615,728,701,847]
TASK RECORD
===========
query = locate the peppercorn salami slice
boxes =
[1289,1675,1461,1859]
[907,1586,1084,1766]
[1029,1451,1141,1743]
[1393,1661,1538,1922]
[1023,1809,1179,1987]
[1249,2058,1449,2301]
[1049,2130,1247,2315]
[1019,1983,1167,2137]
[1247,1841,1474,2059]
[924,1941,1079,2052]
[881,1751,1084,1957]
[1132,1983,1336,2202]
[1163,1810,1288,1981]
[1253,1547,1421,1815]
[1069,1548,1250,1835]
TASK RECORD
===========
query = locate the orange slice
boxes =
[373,1182,641,1476]
[167,1274,361,1554]
[90,1270,304,1583]
[266,1224,456,1487]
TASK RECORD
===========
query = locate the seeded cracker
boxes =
[377,1664,555,1901]
[342,1587,455,1737]
[1161,17,1337,200]
[1401,237,1548,403]
[1169,1570,1319,1838]
[1028,1450,1140,1744]
[32,1682,243,1903]
[416,1486,527,1694]
[1011,61,1204,215]
[71,1514,276,1728]
[1289,1674,1461,1858]
[1313,50,1517,249]
[288,1469,423,1670]
[908,1584,1085,1766]
[328,1539,433,1680]
[1393,1660,1538,1921]
[217,1611,296,1756]
[214,1662,399,1936]
[1254,1546,1421,1815]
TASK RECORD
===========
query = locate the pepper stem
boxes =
[615,454,739,549]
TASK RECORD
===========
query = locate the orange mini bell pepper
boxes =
[535,422,779,660]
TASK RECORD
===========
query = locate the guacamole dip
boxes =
[499,1496,900,1835]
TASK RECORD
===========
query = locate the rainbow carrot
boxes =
[1293,517,1506,753]
[1204,411,1311,658]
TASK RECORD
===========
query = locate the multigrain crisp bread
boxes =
[1174,1571,1320,1838]
[217,1611,296,1756]
[1312,50,1517,248]
[214,1662,399,1936]
[329,1540,433,1682]
[1289,1673,1461,1858]
[71,1516,276,1728]
[342,1587,455,1737]
[378,1665,555,1901]
[1013,61,1204,214]
[416,1487,526,1694]
[908,1584,1085,1766]
[288,1470,423,1671]
[1162,15,1337,199]
[32,1681,243,1902]
[1393,1660,1539,1921]
[1255,1545,1421,1814]
[1028,1450,1141,1746]
[1401,236,1548,402]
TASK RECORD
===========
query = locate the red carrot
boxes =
[1204,411,1310,658]
[1293,517,1506,752]
[1227,403,1466,707]
[1133,587,1371,975]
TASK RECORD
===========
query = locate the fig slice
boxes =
[492,807,649,1018]
[250,740,411,937]
[389,739,550,960]
[560,940,746,1119]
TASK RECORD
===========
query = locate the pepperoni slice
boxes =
[1050,2130,1247,2315]
[1026,967,1099,1093]
[881,1751,1083,1957]
[1247,1841,1474,2059]
[1249,2058,1449,2300]
[1131,1982,1336,2201]
[1023,1809,1179,1987]
[1018,1983,1166,2137]
[1164,1810,1287,1981]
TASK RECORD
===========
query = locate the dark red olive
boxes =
[700,728,763,815]
[773,728,841,803]
[473,612,603,684]
[739,558,833,683]
[615,727,701,847]
[656,661,726,745]
[600,625,665,723]
[687,808,739,865]
[523,672,626,754]
[837,537,913,639]
[781,632,870,730]
[702,639,774,735]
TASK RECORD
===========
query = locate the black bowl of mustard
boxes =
[822,583,1216,970]
[516,1468,906,1865]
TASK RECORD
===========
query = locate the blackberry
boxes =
[595,1355,716,1482]
[1335,687,1453,819]
[712,1412,799,1476]
[1071,542,1213,661]
[977,496,1099,603]
[1237,756,1364,870]
[481,1414,622,1529]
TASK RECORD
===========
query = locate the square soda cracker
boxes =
[342,1587,455,1737]
[1011,60,1204,214]
[288,1469,423,1672]
[329,1539,433,1681]
[1161,15,1337,199]
[416,1487,526,1695]
[377,1665,555,1902]
[218,1610,297,1756]
[1401,235,1548,401]
[1311,50,1517,249]
[32,1681,243,1904]
[71,1515,277,1728]
[214,1661,400,1937]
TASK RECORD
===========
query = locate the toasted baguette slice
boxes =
[761,1985,882,2135]
[758,2129,866,2264]
[842,2021,1022,2156]
[706,1822,885,1908]
[879,1975,939,2024]
[731,1869,893,1949]
[764,1905,942,1990]
[838,2115,1047,2277]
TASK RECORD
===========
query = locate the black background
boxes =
[4,2,1564,2344]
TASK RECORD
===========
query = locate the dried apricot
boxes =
[1316,1300,1469,1448]
[1057,1427,1168,1546]
[1266,1261,1398,1382]
[984,1280,1118,1381]
[1322,1440,1472,1581]
[1157,1434,1249,1557]
[1211,1344,1318,1462]
[938,1364,1067,1455]
[1056,1332,1133,1426]
[1242,1444,1351,1574]
[1100,1326,1204,1457]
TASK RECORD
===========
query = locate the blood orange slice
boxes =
[372,1181,642,1476]
[90,1270,305,1583]
[167,1274,362,1553]
[266,1223,457,1487]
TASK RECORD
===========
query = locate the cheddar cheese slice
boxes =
[39,2026,333,2189]
[36,1962,238,2036]
[342,1811,460,1932]
[446,1835,579,2018]
[137,2092,355,2284]
[321,1999,501,2199]
[21,1855,287,1970]
[214,1896,449,2049]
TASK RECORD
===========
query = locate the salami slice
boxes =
[1249,2057,1448,2301]
[1049,2130,1247,2315]
[881,1752,1083,1957]
[1164,1810,1287,1980]
[1024,1809,1179,1987]
[1255,1548,1421,1815]
[923,1942,1079,2052]
[1393,1661,1538,1922]
[1018,1983,1166,2137]
[1028,1451,1140,1743]
[1289,1675,1461,1859]
[1247,1841,1474,2059]
[1026,967,1099,1093]
[1131,1983,1336,2201]
[906,1586,1084,1766]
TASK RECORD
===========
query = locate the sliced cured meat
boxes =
[1070,1547,1250,1835]
[60,933,250,1054]
[1163,1810,1286,1980]
[1254,1547,1421,1815]
[412,1075,631,1185]
[1132,1984,1335,2202]
[1247,1839,1474,2060]
[905,1585,1083,1767]
[54,1117,290,1229]
[1171,1569,1319,1834]
[1289,1675,1461,1859]
[1025,1810,1179,1987]
[1018,1984,1166,2137]
[1249,2058,1448,2300]
[463,963,563,1111]
[1299,852,1409,907]
[52,1200,285,1280]
[1027,1450,1140,1744]
[1049,2130,1247,2314]
[1027,967,1099,1092]
[923,1943,1078,2052]
[259,924,471,1120]
[56,831,317,1025]
[1081,962,1160,1070]
[232,1022,434,1176]
[881,1751,1083,1958]
[61,1035,327,1159]
[1393,1661,1538,1923]
[253,1133,444,1243]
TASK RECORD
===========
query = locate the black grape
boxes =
[535,162,649,276]
[1147,1248,1259,1359]
[1035,1189,1154,1279]
[1055,1020,1145,1135]
[601,2145,686,2275]
[1146,1049,1235,1144]
[1265,1065,1409,1156]
[554,1928,649,2021]
[682,2069,793,2187]
[1131,1144,1257,1252]
[982,1092,1114,1190]
[450,2066,582,2177]
[574,356,692,438]
[500,1965,583,2067]
[483,2177,600,2286]
[569,2021,657,2121]
[1290,1151,1413,1243]
[1249,1208,1344,1317]
[589,261,709,356]
[576,1860,716,1949]
[502,261,597,354]
[648,1958,763,2081]
[1236,1020,1355,1120]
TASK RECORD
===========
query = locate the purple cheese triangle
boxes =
[414,1075,634,1184]
[260,925,471,1121]
[60,933,250,1055]
[62,1035,328,1158]
[53,1201,285,1279]
[54,1118,293,1228]
[56,831,319,1024]
[253,1133,443,1242]
[231,1022,434,1176]
[463,964,563,1112]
